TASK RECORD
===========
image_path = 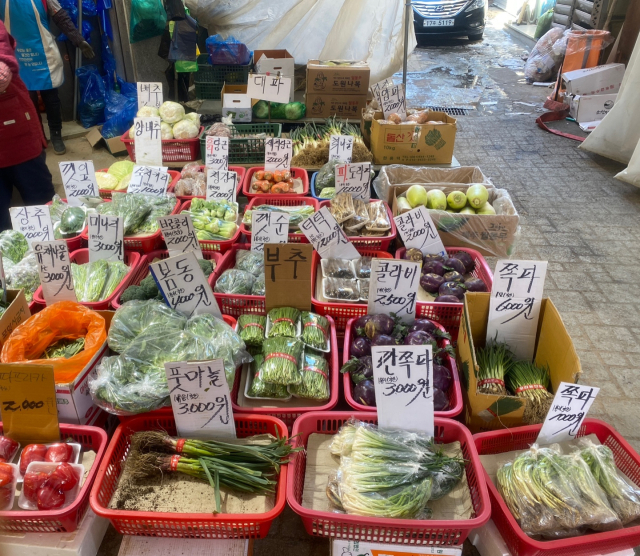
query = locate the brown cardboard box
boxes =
[86,126,128,156]
[0,290,31,350]
[370,111,457,165]
[305,93,367,118]
[360,108,372,147]
[306,60,370,95]
[457,293,581,433]
[254,49,296,99]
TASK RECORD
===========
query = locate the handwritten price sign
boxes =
[133,117,163,167]
[9,205,54,246]
[251,211,289,252]
[88,214,124,262]
[33,241,77,304]
[59,161,99,206]
[329,135,353,163]
[368,259,420,323]
[206,169,238,203]
[247,74,292,104]
[128,165,171,196]
[380,84,406,120]
[394,206,446,256]
[264,138,292,171]
[335,162,371,201]
[205,136,229,170]
[299,207,359,260]
[157,214,203,259]
[137,82,163,110]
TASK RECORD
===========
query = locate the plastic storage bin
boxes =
[167,165,246,202]
[309,172,334,202]
[196,53,251,84]
[240,196,318,244]
[200,124,282,165]
[179,199,241,253]
[121,127,203,164]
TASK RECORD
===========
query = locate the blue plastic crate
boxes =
[310,172,335,201]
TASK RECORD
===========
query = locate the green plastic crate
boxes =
[196,54,251,84]
[195,80,223,100]
[199,123,283,165]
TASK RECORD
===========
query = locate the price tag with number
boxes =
[59,161,99,206]
[372,344,434,435]
[380,84,406,120]
[394,206,446,256]
[164,359,236,439]
[205,136,229,170]
[370,78,393,106]
[150,251,221,318]
[368,258,420,323]
[33,241,76,304]
[9,205,54,246]
[264,138,292,171]
[299,207,360,260]
[329,135,353,163]
[486,260,548,361]
[128,165,171,196]
[158,214,203,259]
[335,162,371,201]
[206,169,238,203]
[247,74,292,103]
[88,214,124,262]
[251,211,289,252]
[137,82,163,110]
[133,117,163,167]
[537,382,599,444]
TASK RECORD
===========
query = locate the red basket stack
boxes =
[0,423,108,533]
[179,199,241,253]
[240,196,318,244]
[120,127,204,164]
[242,167,309,198]
[97,168,181,199]
[90,413,289,538]
[287,412,491,544]
[33,248,142,310]
[167,165,246,202]
[341,316,464,419]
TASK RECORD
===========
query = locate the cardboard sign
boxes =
[150,251,221,318]
[128,165,171,196]
[33,241,77,304]
[158,214,203,259]
[247,74,292,103]
[328,135,353,163]
[394,206,446,256]
[537,382,599,444]
[486,260,548,361]
[264,243,313,312]
[370,78,393,105]
[368,258,420,324]
[59,161,99,206]
[0,364,59,444]
[164,359,236,439]
[133,117,163,167]
[205,136,229,170]
[87,214,124,262]
[264,138,292,171]
[206,169,238,203]
[251,211,289,253]
[137,82,163,110]
[371,345,434,436]
[0,290,30,350]
[380,84,407,121]
[299,207,360,260]
[9,205,54,246]
[335,162,372,201]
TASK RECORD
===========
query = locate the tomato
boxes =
[45,443,73,463]
[47,463,78,492]
[37,485,65,511]
[19,444,47,475]
[0,437,18,461]
[0,463,14,488]
[0,486,12,509]
[23,471,50,503]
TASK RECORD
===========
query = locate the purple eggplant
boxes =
[422,260,446,276]
[408,319,438,335]
[353,380,376,406]
[435,295,463,304]
[404,330,437,349]
[350,336,371,358]
[371,333,398,346]
[364,314,395,339]
[423,253,445,264]
[433,364,452,391]
[443,257,466,275]
[439,281,466,299]
[464,277,487,292]
[353,315,373,334]
[434,388,450,412]
[443,271,464,283]
[350,356,373,384]
[420,273,445,294]
[451,251,475,273]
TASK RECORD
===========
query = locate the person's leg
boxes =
[40,88,65,155]
[10,150,56,208]
[177,71,190,103]
[0,167,15,232]
[28,90,45,133]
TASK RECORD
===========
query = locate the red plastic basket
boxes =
[242,167,309,198]
[120,127,204,164]
[0,422,108,533]
[90,413,289,538]
[341,317,463,418]
[111,249,224,309]
[396,247,493,341]
[240,196,318,244]
[473,420,640,556]
[97,168,181,199]
[45,199,86,251]
[167,165,246,202]
[33,248,141,310]
[287,411,491,544]
[230,315,339,430]
[179,199,241,253]
[310,248,393,334]
[318,200,397,251]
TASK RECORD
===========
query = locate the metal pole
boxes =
[73,0,83,121]
[403,0,411,87]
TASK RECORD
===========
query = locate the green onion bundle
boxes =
[237,315,266,347]
[267,307,300,338]
[475,339,514,395]
[247,355,289,399]
[289,351,330,401]
[301,312,329,351]
[507,361,554,424]
[260,337,304,385]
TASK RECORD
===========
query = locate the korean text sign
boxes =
[137,82,163,109]
[59,161,99,206]
[368,259,420,323]
[133,117,163,167]
[9,205,54,246]
[33,241,77,304]
[394,206,446,256]
[299,207,359,260]
[335,162,371,201]
[158,214,203,259]
[128,165,171,196]
[251,211,289,252]
[88,214,124,262]
[264,243,313,312]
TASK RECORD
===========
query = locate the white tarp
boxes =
[186,0,416,85]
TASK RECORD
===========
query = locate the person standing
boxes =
[0,20,55,231]
[0,0,95,155]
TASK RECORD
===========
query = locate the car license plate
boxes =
[423,19,455,26]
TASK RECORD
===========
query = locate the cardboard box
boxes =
[0,290,31,351]
[221,84,253,122]
[569,93,617,123]
[85,126,127,156]
[370,110,457,165]
[457,293,581,433]
[360,108,373,147]
[306,93,367,118]
[331,539,462,556]
[254,49,295,100]
[562,63,625,96]
[306,60,370,95]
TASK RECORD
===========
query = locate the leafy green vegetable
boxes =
[214,269,254,295]
[0,230,28,264]
[251,274,265,296]
[247,354,289,399]
[252,100,270,119]
[284,101,306,120]
[108,160,135,181]
[98,193,174,235]
[316,159,343,194]
[237,315,266,347]
[234,250,263,276]
[260,337,304,385]
[5,252,40,301]
[44,337,85,359]
[60,206,86,234]
[288,351,330,400]
[71,260,130,303]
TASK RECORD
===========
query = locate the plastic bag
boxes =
[76,65,106,128]
[129,0,167,44]
[315,159,342,195]
[1,302,107,384]
[214,269,254,295]
[251,273,265,296]
[205,34,250,65]
[5,252,40,301]
[288,351,329,400]
[234,250,264,276]
[0,230,28,264]
[524,28,565,82]
[102,93,137,139]
[247,354,289,398]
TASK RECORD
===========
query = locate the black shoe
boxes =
[50,130,66,155]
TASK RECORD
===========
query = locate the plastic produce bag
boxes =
[234,250,264,276]
[102,91,137,139]
[205,34,250,65]
[76,65,106,128]
[0,230,28,264]
[5,252,40,301]
[0,302,107,384]
[524,28,565,82]
[214,269,254,295]
[129,0,167,44]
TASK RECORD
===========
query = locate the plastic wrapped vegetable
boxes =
[0,230,28,264]
[72,260,128,303]
[301,312,330,351]
[107,160,134,182]
[158,101,185,124]
[95,172,119,190]
[267,307,300,338]
[247,355,289,399]
[251,274,265,296]
[289,351,330,400]
[98,192,174,235]
[234,250,264,276]
[260,337,304,385]
[237,314,266,347]
[5,252,40,301]
[315,159,343,196]
[60,206,86,235]
[214,269,254,295]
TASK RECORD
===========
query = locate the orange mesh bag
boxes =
[0,301,107,383]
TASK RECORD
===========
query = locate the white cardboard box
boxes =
[569,93,617,123]
[118,537,249,556]
[562,63,625,96]
[254,49,295,101]
[331,539,462,555]
[222,94,252,122]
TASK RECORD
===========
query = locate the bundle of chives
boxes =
[289,351,330,401]
[237,314,266,347]
[506,360,553,424]
[267,307,300,338]
[301,312,329,351]
[475,340,514,395]
[260,336,304,385]
[247,354,289,399]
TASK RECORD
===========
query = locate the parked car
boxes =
[413,0,488,42]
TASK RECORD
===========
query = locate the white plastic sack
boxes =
[186,0,415,84]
